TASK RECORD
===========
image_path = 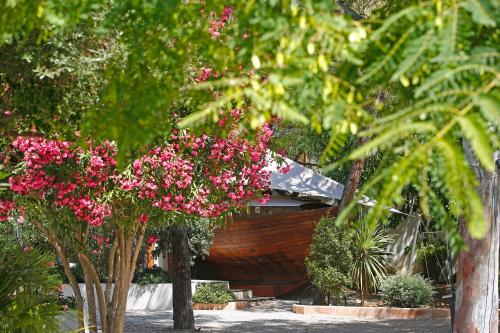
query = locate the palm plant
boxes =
[0,247,62,333]
[350,220,392,306]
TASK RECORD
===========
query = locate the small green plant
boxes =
[380,274,434,308]
[193,283,236,304]
[305,216,353,305]
[133,266,171,285]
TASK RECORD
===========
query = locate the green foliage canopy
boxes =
[1,0,498,244]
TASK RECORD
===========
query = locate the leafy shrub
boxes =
[380,274,434,308]
[305,216,353,304]
[0,248,62,333]
[57,294,78,311]
[133,265,171,285]
[193,283,236,304]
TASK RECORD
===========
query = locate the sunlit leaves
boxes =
[457,115,495,171]
[462,0,497,27]
[475,93,500,127]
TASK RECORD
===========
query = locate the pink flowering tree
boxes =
[4,137,150,333]
[120,117,277,329]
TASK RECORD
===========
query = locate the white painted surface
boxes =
[58,310,81,333]
[62,280,229,311]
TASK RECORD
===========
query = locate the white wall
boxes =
[62,280,229,311]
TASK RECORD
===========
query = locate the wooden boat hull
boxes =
[196,207,337,297]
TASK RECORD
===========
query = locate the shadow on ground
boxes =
[125,307,451,333]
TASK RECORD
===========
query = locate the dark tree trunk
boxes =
[170,225,195,330]
[454,146,499,332]
[339,137,369,211]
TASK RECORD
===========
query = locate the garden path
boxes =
[124,300,452,332]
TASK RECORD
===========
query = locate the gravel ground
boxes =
[124,300,452,333]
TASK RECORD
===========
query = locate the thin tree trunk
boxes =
[82,265,98,333]
[454,146,499,332]
[170,224,195,330]
[31,220,85,328]
[113,229,128,333]
[338,137,369,212]
[80,254,108,333]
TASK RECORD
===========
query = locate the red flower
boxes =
[147,234,160,245]
[138,214,150,225]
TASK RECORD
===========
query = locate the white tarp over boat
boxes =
[265,155,402,214]
[265,157,344,200]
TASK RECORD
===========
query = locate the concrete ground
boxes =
[124,300,452,333]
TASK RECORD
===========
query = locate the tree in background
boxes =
[149,217,215,268]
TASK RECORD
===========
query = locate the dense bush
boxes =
[133,266,171,285]
[380,274,433,308]
[193,283,236,304]
[305,216,353,304]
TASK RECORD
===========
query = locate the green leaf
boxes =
[272,101,309,124]
[415,64,497,97]
[391,29,433,81]
[466,189,488,239]
[457,115,495,171]
[371,6,423,41]
[0,172,10,181]
[462,0,496,27]
[438,6,458,57]
[358,28,414,83]
[348,122,436,160]
[433,138,487,239]
[475,93,500,127]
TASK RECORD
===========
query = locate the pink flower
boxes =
[147,234,159,245]
[208,7,233,38]
[0,199,16,222]
[138,214,150,225]
[195,67,212,82]
[10,137,117,227]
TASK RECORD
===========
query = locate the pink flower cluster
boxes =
[147,234,160,245]
[9,137,116,226]
[195,67,213,83]
[208,7,233,38]
[119,121,272,220]
[0,199,16,221]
